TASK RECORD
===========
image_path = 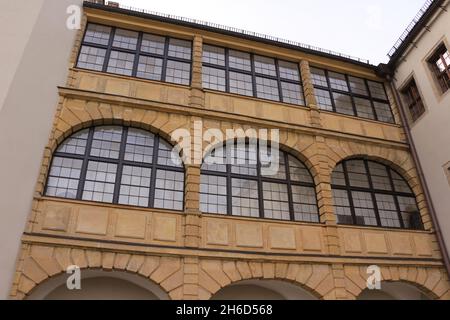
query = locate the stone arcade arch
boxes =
[357,282,433,300]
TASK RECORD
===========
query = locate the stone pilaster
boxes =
[190,35,205,109]
[300,60,322,128]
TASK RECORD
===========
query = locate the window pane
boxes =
[168,39,192,60]
[289,155,313,184]
[141,34,165,55]
[254,55,277,77]
[84,24,111,45]
[263,182,290,221]
[256,77,279,101]
[354,97,375,120]
[90,126,123,159]
[230,144,258,176]
[125,128,155,164]
[137,56,163,80]
[77,46,106,71]
[332,92,354,116]
[157,140,183,167]
[113,29,138,50]
[391,171,412,193]
[202,146,227,173]
[119,166,151,207]
[107,51,135,76]
[310,67,328,87]
[374,102,394,123]
[333,189,353,224]
[281,82,305,105]
[229,72,253,96]
[260,150,286,180]
[351,191,378,226]
[202,45,225,66]
[346,160,369,188]
[376,194,401,228]
[368,81,388,100]
[232,178,259,218]
[202,66,226,91]
[154,170,184,210]
[368,162,392,191]
[82,161,117,203]
[331,163,346,186]
[165,60,190,85]
[315,88,333,111]
[279,61,300,81]
[57,129,89,155]
[348,76,368,96]
[200,175,227,214]
[46,157,83,199]
[229,50,251,71]
[398,196,422,229]
[328,71,349,92]
[292,186,318,223]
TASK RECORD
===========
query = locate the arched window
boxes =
[200,143,319,222]
[45,126,184,211]
[331,159,422,230]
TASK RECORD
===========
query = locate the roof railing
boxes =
[84,0,370,64]
[387,0,435,58]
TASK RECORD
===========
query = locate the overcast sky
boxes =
[116,0,427,64]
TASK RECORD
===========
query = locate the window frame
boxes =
[310,67,395,124]
[200,143,320,223]
[44,126,185,212]
[427,44,450,94]
[331,159,423,230]
[401,78,426,122]
[76,23,193,86]
[202,44,305,106]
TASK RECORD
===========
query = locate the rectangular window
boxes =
[310,67,394,123]
[428,44,450,93]
[202,44,304,105]
[401,79,425,122]
[77,23,192,86]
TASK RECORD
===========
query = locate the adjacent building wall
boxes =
[0,0,82,299]
[392,2,450,257]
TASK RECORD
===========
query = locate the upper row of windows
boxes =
[76,23,394,124]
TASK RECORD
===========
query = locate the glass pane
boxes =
[119,166,151,207]
[137,56,163,80]
[346,160,369,188]
[292,185,318,222]
[376,194,401,228]
[281,82,305,105]
[46,157,83,199]
[332,189,353,224]
[202,66,226,91]
[168,38,192,60]
[90,126,123,159]
[254,55,277,77]
[391,171,412,193]
[351,191,378,226]
[84,24,111,45]
[263,182,290,221]
[348,76,368,96]
[154,170,184,210]
[165,60,190,85]
[310,67,328,87]
[107,51,135,76]
[202,146,227,173]
[354,97,375,120]
[368,162,392,191]
[77,46,106,71]
[230,144,257,176]
[289,155,313,184]
[328,71,349,92]
[260,149,286,180]
[125,128,155,164]
[200,175,227,214]
[202,45,225,66]
[82,161,117,203]
[398,196,422,229]
[279,61,300,81]
[229,72,253,96]
[314,88,333,111]
[229,50,251,71]
[374,102,394,123]
[113,29,138,50]
[331,163,346,186]
[368,81,388,100]
[141,34,165,55]
[57,129,89,155]
[333,92,354,116]
[256,77,279,101]
[231,178,259,218]
[157,140,183,167]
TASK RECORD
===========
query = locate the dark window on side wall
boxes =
[401,79,425,122]
[428,44,450,94]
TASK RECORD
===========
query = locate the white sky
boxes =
[116,0,427,64]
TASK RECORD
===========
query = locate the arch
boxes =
[330,157,423,230]
[26,269,169,300]
[357,281,435,300]
[199,139,320,223]
[211,280,319,300]
[44,125,185,211]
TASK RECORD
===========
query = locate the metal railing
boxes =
[85,0,370,64]
[387,0,435,58]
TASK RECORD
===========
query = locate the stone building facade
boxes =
[7,1,450,300]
